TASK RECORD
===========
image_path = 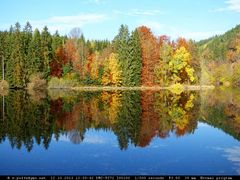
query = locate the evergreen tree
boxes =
[5,26,14,85]
[125,29,142,86]
[0,31,6,79]
[28,28,42,75]
[22,22,32,54]
[113,25,129,86]
[10,23,26,88]
[114,91,142,149]
[41,26,52,79]
[23,22,33,81]
[52,30,63,53]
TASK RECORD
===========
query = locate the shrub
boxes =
[0,80,9,90]
[0,80,9,96]
[27,73,47,90]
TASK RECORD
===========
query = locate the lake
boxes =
[0,89,240,175]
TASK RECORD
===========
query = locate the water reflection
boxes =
[0,88,240,152]
[223,146,240,174]
[200,89,240,139]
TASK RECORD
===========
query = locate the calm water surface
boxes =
[0,89,240,175]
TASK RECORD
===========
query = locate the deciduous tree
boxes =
[102,53,122,86]
[137,26,159,86]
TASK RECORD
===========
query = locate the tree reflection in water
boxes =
[68,129,84,144]
[0,88,240,152]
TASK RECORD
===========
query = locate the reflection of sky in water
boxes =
[0,122,240,175]
[208,145,240,175]
[58,129,114,145]
[223,146,240,175]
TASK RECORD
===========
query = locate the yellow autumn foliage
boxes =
[102,53,122,86]
[89,98,101,126]
[237,45,240,54]
[174,114,190,131]
[90,52,102,79]
[168,92,195,132]
[101,92,122,124]
[184,94,195,110]
[169,46,195,83]
[169,83,184,95]
[185,66,195,82]
[170,47,191,71]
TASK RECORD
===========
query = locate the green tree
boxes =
[22,22,32,54]
[23,22,33,81]
[0,31,7,80]
[41,26,52,79]
[124,29,142,86]
[114,91,142,149]
[113,25,130,86]
[28,28,42,75]
[188,40,201,83]
[10,23,26,88]
[5,26,15,85]
[52,30,63,53]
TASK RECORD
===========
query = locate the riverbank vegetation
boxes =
[0,22,240,89]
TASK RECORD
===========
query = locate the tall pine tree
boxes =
[28,28,42,75]
[23,22,33,81]
[41,26,52,79]
[113,25,129,86]
[0,31,6,80]
[52,30,63,53]
[5,26,14,85]
[10,22,26,88]
[125,29,142,86]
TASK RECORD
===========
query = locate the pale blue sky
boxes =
[0,0,240,41]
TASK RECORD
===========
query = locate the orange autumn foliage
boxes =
[137,26,159,86]
[86,53,94,75]
[176,37,189,50]
[64,40,81,73]
[50,46,67,77]
[138,91,160,147]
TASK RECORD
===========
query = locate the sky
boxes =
[0,0,240,41]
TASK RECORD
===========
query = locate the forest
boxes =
[0,22,240,89]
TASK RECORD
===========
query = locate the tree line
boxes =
[0,22,201,88]
[199,25,240,87]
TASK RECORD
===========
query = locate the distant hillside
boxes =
[198,24,240,63]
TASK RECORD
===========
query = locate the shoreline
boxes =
[48,85,215,91]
